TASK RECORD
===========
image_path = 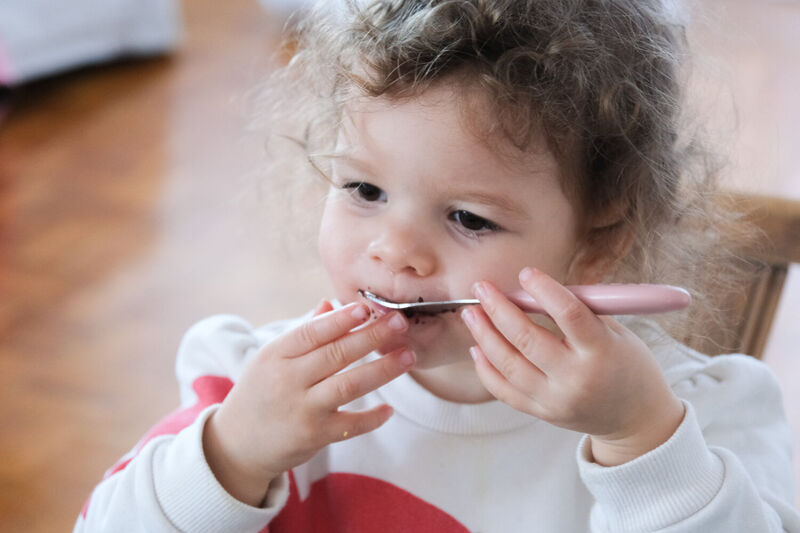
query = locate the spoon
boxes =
[359,284,691,317]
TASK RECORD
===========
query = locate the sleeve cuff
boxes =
[152,404,290,533]
[577,400,724,531]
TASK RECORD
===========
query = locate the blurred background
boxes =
[0,0,798,530]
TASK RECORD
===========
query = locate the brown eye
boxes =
[451,210,500,232]
[344,182,385,202]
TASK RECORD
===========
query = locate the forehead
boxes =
[336,85,562,194]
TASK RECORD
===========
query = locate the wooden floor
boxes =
[0,0,798,531]
[0,1,330,530]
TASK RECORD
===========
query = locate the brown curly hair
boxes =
[251,0,749,349]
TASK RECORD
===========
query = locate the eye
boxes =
[343,182,386,202]
[449,210,502,234]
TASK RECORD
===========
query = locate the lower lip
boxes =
[406,312,445,326]
[401,312,447,345]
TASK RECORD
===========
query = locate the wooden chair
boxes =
[682,193,800,358]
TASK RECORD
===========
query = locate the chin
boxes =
[378,325,472,371]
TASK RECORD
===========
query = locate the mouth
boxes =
[357,288,452,321]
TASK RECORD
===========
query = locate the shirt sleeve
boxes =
[74,315,292,533]
[577,354,800,532]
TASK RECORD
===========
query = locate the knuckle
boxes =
[297,321,321,349]
[559,300,586,325]
[499,357,518,381]
[326,341,351,369]
[369,321,392,345]
[334,376,358,402]
[512,328,536,355]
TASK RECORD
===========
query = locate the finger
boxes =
[599,315,625,335]
[309,347,415,408]
[325,404,395,443]
[471,346,544,416]
[470,280,565,374]
[312,299,335,317]
[517,267,607,349]
[461,305,547,391]
[270,301,372,359]
[301,310,409,384]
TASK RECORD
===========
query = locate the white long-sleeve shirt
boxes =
[74,311,800,532]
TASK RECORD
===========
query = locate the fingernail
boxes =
[472,282,487,300]
[350,303,369,321]
[400,350,416,366]
[461,307,476,326]
[388,312,408,331]
[519,267,534,282]
[469,346,480,362]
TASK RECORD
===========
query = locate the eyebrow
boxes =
[455,190,530,220]
[312,151,375,172]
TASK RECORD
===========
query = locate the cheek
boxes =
[450,247,526,292]
[318,201,362,298]
[453,241,572,296]
[318,207,345,272]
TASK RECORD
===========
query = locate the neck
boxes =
[409,360,494,404]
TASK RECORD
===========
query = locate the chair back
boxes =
[682,193,800,358]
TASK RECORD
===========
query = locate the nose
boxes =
[367,222,436,277]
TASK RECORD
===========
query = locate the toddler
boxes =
[75,0,800,531]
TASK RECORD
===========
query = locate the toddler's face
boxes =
[318,84,581,370]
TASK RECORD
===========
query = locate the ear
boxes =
[566,224,635,285]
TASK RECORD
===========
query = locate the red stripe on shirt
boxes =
[264,471,469,532]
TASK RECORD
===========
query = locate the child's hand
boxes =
[203,301,414,507]
[461,267,685,467]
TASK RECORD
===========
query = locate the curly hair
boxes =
[251,0,751,350]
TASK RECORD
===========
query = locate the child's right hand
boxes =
[202,301,414,507]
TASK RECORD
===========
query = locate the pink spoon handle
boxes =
[504,284,691,315]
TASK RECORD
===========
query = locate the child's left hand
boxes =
[461,267,685,467]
